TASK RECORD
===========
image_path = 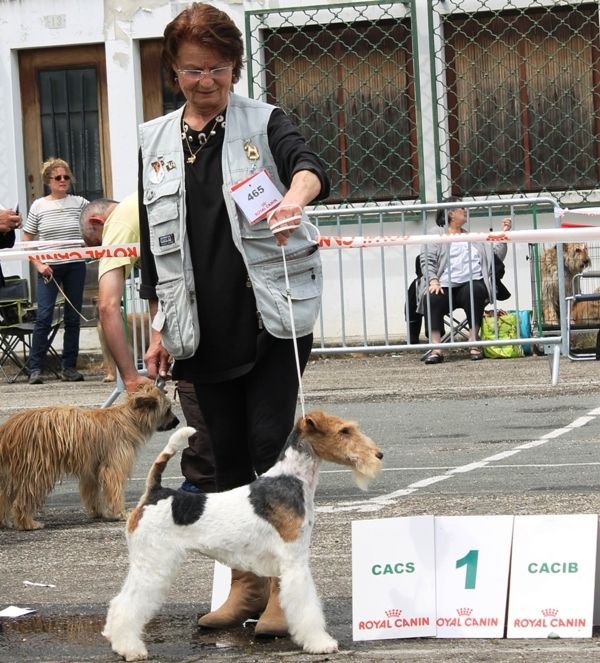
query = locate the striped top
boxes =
[24,194,88,242]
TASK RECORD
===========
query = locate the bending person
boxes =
[80,194,215,493]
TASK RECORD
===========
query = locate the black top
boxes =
[139,107,329,382]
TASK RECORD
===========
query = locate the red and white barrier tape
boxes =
[0,242,140,262]
[316,226,600,249]
[2,225,600,261]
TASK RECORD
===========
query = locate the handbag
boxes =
[481,310,527,359]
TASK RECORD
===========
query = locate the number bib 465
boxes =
[230,168,283,225]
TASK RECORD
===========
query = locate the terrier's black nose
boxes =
[376,451,383,460]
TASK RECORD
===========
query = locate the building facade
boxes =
[1,0,598,341]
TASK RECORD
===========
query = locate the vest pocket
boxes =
[154,275,200,360]
[144,180,181,256]
[252,252,322,338]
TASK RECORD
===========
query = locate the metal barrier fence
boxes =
[102,197,581,404]
[246,0,600,206]
[309,197,564,385]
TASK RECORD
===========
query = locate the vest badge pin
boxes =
[243,140,260,162]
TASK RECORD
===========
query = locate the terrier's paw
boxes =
[107,639,148,661]
[124,650,148,662]
[302,634,338,654]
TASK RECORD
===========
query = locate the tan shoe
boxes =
[254,578,289,638]
[197,569,269,629]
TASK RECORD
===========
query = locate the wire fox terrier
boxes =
[104,410,383,661]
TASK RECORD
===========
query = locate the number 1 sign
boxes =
[434,515,514,638]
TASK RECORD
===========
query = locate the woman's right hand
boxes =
[144,334,171,380]
[428,280,444,294]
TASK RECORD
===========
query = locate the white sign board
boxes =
[594,524,600,626]
[507,514,598,638]
[435,515,513,638]
[210,561,231,611]
[352,516,436,640]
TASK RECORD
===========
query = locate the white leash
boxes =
[267,205,321,420]
[43,274,92,323]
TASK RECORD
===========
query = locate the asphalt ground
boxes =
[2,351,600,662]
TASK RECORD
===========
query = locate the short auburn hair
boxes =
[162,2,244,89]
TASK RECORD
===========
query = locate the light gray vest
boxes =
[139,93,322,359]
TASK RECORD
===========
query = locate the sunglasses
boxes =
[52,175,71,182]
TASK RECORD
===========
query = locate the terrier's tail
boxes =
[127,427,196,535]
[143,426,196,494]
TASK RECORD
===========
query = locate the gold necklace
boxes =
[181,114,225,164]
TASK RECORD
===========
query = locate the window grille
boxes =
[247,2,416,204]
[38,67,102,200]
[248,1,600,206]
[435,1,600,203]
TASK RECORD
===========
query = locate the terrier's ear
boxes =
[302,410,325,432]
[303,414,317,431]
[131,393,159,411]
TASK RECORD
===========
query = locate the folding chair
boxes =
[420,313,471,361]
[0,277,63,382]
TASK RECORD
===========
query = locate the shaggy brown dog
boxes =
[0,385,179,530]
[540,243,591,325]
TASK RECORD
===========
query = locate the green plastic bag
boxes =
[481,311,523,359]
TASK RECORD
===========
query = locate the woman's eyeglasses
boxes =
[176,66,233,82]
[52,175,71,181]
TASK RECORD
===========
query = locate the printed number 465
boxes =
[456,549,479,589]
[248,185,265,200]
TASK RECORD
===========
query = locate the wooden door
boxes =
[19,45,112,206]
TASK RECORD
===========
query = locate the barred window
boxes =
[444,5,600,197]
[262,19,416,204]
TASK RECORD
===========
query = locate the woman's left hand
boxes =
[268,170,322,246]
[501,217,512,231]
[267,202,303,247]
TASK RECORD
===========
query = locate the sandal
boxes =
[425,351,444,365]
[469,348,484,361]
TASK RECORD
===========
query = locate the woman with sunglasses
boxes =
[23,158,88,384]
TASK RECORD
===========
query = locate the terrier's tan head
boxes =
[563,242,591,276]
[127,384,179,432]
[298,410,383,490]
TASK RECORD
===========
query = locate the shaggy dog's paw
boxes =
[102,512,127,522]
[16,520,44,531]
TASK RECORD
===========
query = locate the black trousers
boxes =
[177,380,216,492]
[425,280,488,334]
[192,333,312,491]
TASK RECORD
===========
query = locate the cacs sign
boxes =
[352,516,436,641]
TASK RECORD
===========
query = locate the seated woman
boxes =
[418,198,511,364]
